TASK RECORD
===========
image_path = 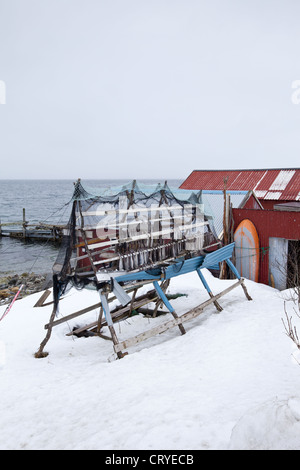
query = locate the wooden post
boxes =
[152,279,170,317]
[96,306,104,335]
[78,201,98,279]
[228,200,236,279]
[127,180,136,209]
[196,268,223,312]
[100,290,128,359]
[226,259,252,301]
[153,280,186,335]
[33,289,51,308]
[220,179,229,279]
[129,287,138,314]
[22,208,27,239]
[34,304,57,358]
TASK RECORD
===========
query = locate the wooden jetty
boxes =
[0,208,65,242]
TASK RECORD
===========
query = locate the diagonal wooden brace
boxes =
[226,259,252,300]
[196,268,223,312]
[153,280,186,335]
[99,291,128,359]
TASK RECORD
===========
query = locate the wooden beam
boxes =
[44,301,102,329]
[34,290,51,308]
[113,279,243,354]
[137,307,167,317]
[78,200,98,277]
[67,290,158,336]
[0,221,24,227]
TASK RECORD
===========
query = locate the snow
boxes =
[1,269,300,450]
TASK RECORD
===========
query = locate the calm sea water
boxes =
[0,179,182,275]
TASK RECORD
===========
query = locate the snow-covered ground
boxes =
[1,269,300,450]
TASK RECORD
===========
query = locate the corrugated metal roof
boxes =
[180,169,300,201]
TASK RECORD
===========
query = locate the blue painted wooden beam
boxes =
[114,243,237,286]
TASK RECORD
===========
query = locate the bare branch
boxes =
[282,301,300,349]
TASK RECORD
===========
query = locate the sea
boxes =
[0,179,182,276]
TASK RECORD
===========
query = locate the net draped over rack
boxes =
[52,180,220,305]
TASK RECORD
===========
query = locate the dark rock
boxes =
[0,271,51,304]
[8,276,19,286]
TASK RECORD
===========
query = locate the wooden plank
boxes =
[108,325,127,359]
[137,307,167,316]
[78,201,98,277]
[0,221,66,228]
[0,221,24,226]
[114,279,243,353]
[44,301,102,329]
[152,279,170,317]
[114,318,182,352]
[67,292,158,336]
[98,333,113,341]
[34,290,51,308]
[75,237,112,249]
[36,294,68,308]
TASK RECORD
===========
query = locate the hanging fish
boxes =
[118,255,123,271]
[124,254,129,272]
[143,250,148,267]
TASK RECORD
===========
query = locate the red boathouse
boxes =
[180,169,300,290]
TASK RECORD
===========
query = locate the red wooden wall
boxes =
[232,208,300,285]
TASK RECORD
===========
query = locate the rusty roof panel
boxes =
[180,169,300,201]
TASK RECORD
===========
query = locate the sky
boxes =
[0,0,300,180]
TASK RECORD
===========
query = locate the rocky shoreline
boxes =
[0,272,52,305]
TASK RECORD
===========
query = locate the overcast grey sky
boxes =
[0,0,300,180]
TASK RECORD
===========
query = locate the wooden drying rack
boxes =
[34,180,252,359]
[34,242,252,359]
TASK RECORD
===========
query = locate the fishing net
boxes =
[52,180,220,305]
